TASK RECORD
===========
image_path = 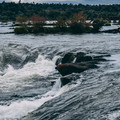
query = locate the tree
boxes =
[56,18,66,28]
[31,14,46,26]
[31,14,46,33]
[71,12,86,24]
[16,16,27,26]
[92,18,104,32]
[69,12,86,34]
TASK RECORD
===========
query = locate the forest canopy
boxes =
[0,2,120,21]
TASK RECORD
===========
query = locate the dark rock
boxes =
[60,73,80,86]
[93,55,109,62]
[56,62,97,76]
[76,52,86,57]
[62,53,75,64]
[75,52,85,63]
[55,52,108,76]
[75,53,92,63]
[55,57,62,65]
[51,81,56,86]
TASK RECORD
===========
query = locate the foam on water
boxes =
[0,55,57,92]
[108,54,120,65]
[108,110,120,120]
[0,76,82,120]
[104,54,120,73]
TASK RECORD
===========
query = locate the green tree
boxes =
[56,18,66,28]
[71,12,86,23]
[16,16,27,26]
[69,12,86,34]
[92,18,104,32]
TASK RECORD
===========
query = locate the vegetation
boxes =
[92,18,104,32]
[0,2,119,34]
[14,12,104,34]
[0,2,120,21]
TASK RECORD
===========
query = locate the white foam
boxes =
[52,55,61,63]
[0,96,54,120]
[0,76,82,120]
[108,110,120,120]
[0,55,56,92]
[107,54,120,65]
[104,54,120,73]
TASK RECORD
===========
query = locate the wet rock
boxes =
[75,52,93,63]
[60,73,80,86]
[61,52,93,63]
[61,52,75,64]
[76,52,86,57]
[93,55,108,62]
[55,57,62,65]
[75,56,93,63]
[56,62,97,76]
[50,80,56,86]
[55,52,109,76]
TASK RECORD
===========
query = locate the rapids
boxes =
[0,22,120,120]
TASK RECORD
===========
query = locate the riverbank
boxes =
[14,26,120,34]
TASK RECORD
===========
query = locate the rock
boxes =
[75,52,92,63]
[93,55,108,62]
[76,52,86,57]
[55,57,62,65]
[55,52,108,76]
[61,52,75,64]
[50,80,56,86]
[60,73,80,86]
[55,62,97,76]
[76,56,93,63]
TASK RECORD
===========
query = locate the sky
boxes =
[1,0,120,4]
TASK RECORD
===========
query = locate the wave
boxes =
[0,75,82,120]
[0,55,58,92]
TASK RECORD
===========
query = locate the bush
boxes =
[44,27,61,34]
[92,19,104,32]
[69,22,85,34]
[14,27,28,34]
[32,26,44,33]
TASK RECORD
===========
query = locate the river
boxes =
[0,22,120,120]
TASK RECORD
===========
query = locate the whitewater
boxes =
[0,22,120,120]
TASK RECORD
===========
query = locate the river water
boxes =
[0,22,120,120]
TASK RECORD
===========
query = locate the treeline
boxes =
[0,2,120,21]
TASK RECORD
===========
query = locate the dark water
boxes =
[0,22,120,120]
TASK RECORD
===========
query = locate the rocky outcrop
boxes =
[55,52,109,86]
[56,62,97,76]
[56,52,108,76]
[61,52,75,64]
[75,52,92,63]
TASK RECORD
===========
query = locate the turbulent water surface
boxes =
[0,22,120,120]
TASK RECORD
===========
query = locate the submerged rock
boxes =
[75,55,93,63]
[60,73,80,86]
